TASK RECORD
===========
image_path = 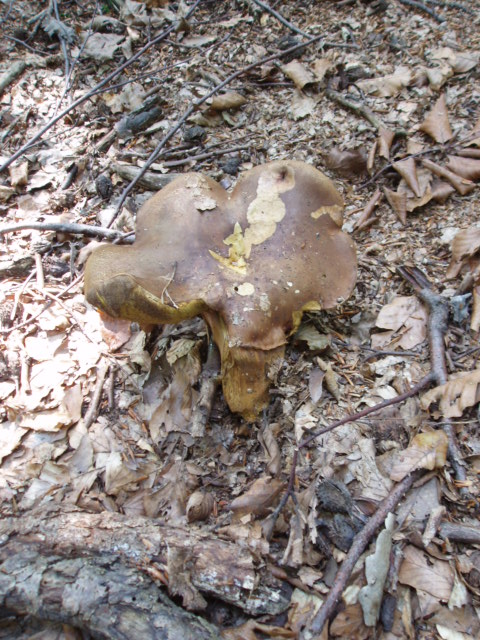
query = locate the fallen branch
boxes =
[1,538,222,640]
[0,60,27,96]
[398,0,445,21]
[306,470,422,637]
[397,266,467,487]
[0,504,289,617]
[250,0,309,37]
[0,221,132,242]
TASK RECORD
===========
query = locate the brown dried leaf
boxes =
[431,180,455,203]
[446,227,480,278]
[378,127,395,160]
[422,158,475,195]
[389,430,448,481]
[312,58,332,83]
[280,59,316,89]
[186,490,214,523]
[330,603,370,639]
[99,312,132,351]
[259,424,281,477]
[288,589,326,637]
[357,66,412,97]
[384,186,407,224]
[419,94,452,143]
[445,155,480,180]
[324,147,368,177]
[209,91,247,111]
[374,296,427,349]
[399,545,454,601]
[230,475,283,517]
[421,369,480,418]
[392,158,422,197]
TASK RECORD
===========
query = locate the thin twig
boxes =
[398,0,445,21]
[306,470,422,637]
[0,222,133,242]
[0,0,203,174]
[84,360,110,429]
[250,0,309,37]
[108,33,324,225]
[162,143,254,168]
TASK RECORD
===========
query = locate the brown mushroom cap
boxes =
[85,160,357,420]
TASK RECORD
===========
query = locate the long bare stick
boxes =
[0,222,131,242]
[250,0,309,37]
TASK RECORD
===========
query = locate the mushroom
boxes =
[84,160,357,420]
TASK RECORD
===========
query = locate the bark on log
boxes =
[0,504,289,617]
[0,538,221,640]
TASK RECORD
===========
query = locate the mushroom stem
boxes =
[203,310,285,421]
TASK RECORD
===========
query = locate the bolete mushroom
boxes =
[84,161,357,420]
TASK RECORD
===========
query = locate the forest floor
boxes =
[0,1,479,639]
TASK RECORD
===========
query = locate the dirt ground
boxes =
[0,1,479,638]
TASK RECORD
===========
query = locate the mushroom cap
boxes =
[85,160,356,419]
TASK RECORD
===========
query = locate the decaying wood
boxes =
[0,503,289,617]
[0,538,221,640]
[0,60,27,96]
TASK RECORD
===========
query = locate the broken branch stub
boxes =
[84,161,357,420]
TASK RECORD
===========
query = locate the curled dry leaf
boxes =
[186,490,214,523]
[446,227,480,278]
[392,158,421,197]
[418,94,452,144]
[389,430,448,481]
[384,186,407,224]
[98,312,132,351]
[259,424,281,477]
[209,91,247,111]
[229,475,284,517]
[356,66,412,98]
[422,158,475,196]
[446,155,480,181]
[312,58,332,83]
[421,369,480,418]
[324,147,368,177]
[280,60,316,89]
[378,127,395,160]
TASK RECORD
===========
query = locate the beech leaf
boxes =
[392,158,421,197]
[446,227,480,278]
[421,369,480,418]
[389,430,448,481]
[445,155,480,180]
[419,94,453,144]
